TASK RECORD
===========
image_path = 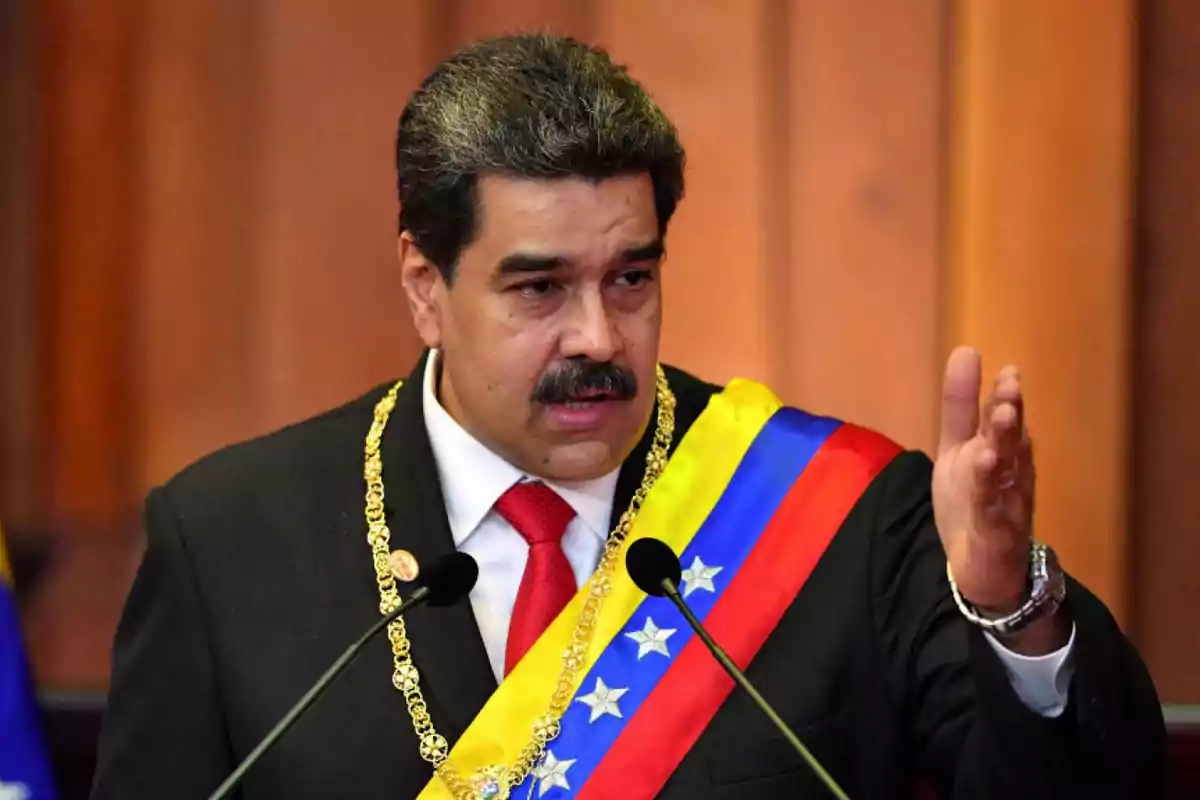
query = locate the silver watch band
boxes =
[947,540,1067,638]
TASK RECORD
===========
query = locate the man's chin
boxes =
[535,439,626,483]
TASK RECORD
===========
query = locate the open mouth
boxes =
[560,390,616,406]
[556,390,623,409]
[541,390,627,429]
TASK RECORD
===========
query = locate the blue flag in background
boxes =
[0,527,57,799]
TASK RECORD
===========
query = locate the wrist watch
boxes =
[947,540,1067,638]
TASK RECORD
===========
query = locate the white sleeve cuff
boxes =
[983,622,1077,718]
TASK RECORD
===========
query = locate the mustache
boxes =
[530,359,638,404]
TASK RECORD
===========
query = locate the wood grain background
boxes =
[0,0,1196,703]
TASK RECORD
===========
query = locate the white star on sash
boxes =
[575,676,629,723]
[625,616,677,659]
[0,780,30,800]
[680,556,723,598]
[532,750,576,797]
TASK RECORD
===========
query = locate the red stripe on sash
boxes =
[576,425,901,798]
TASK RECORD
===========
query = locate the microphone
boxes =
[206,551,479,800]
[625,538,851,800]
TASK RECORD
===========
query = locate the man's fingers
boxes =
[985,415,1033,500]
[952,436,999,508]
[968,437,998,485]
[939,346,982,456]
[987,401,1022,461]
[980,366,1022,436]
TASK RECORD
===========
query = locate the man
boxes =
[92,34,1164,799]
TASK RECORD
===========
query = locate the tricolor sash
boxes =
[418,378,900,799]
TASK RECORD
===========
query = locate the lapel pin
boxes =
[388,548,420,583]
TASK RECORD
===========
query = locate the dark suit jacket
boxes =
[91,358,1166,799]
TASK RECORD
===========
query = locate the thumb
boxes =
[939,346,982,455]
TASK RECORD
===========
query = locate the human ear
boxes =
[399,232,445,348]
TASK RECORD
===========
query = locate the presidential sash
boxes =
[418,378,901,799]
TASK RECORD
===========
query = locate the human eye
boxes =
[615,268,655,288]
[511,278,560,299]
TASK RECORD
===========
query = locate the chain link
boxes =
[364,366,676,799]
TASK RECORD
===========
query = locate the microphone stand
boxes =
[660,577,852,800]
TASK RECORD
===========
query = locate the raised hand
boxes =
[930,346,1070,654]
[932,345,1034,612]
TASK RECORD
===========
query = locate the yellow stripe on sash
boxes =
[417,378,783,799]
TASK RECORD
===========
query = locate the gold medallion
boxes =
[388,548,420,582]
[471,766,509,799]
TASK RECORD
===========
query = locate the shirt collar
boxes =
[421,350,619,546]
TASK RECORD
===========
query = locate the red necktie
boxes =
[495,481,577,676]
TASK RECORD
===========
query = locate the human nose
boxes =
[560,289,618,363]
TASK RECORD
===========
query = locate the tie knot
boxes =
[495,482,576,546]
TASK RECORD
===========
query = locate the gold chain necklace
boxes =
[364,365,676,799]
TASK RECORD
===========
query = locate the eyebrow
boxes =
[496,253,567,275]
[495,240,664,276]
[622,240,664,264]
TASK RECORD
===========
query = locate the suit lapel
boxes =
[379,354,498,742]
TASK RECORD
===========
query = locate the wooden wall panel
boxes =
[19,0,443,688]
[947,0,1136,622]
[34,2,142,533]
[137,0,264,488]
[138,0,437,488]
[785,1,947,452]
[254,0,428,431]
[448,0,590,46]
[593,0,777,389]
[0,0,39,531]
[1132,0,1200,703]
[22,0,146,689]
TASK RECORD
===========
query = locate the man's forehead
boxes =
[476,173,653,219]
[471,173,659,261]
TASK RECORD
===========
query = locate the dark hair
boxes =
[395,34,686,281]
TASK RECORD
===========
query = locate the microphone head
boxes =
[625,538,682,597]
[419,552,479,606]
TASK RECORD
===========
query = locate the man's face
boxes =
[401,173,663,482]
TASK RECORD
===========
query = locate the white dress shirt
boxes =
[420,351,1075,715]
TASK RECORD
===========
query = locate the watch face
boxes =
[1035,544,1067,599]
[983,543,1065,637]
